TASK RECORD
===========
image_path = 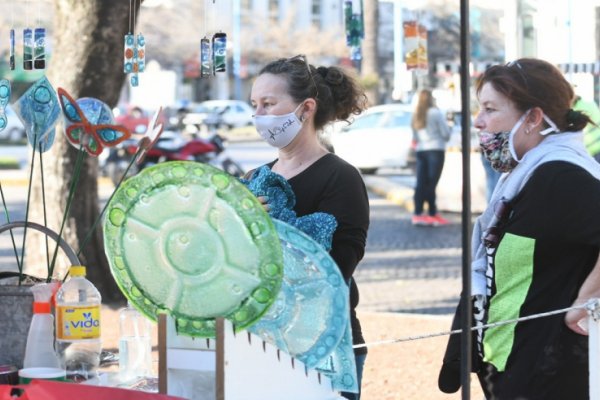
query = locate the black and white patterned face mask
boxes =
[479,111,529,173]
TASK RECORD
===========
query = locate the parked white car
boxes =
[330,103,415,174]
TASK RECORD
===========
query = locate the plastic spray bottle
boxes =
[23,282,61,368]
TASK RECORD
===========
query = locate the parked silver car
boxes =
[330,103,415,174]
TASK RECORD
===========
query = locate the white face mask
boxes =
[253,102,305,148]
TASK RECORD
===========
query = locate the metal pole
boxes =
[459,0,472,398]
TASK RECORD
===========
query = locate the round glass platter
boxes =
[248,219,349,368]
[103,161,283,337]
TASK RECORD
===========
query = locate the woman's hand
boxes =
[565,300,589,336]
[256,196,271,212]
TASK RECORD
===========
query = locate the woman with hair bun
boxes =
[439,58,600,399]
[249,55,369,400]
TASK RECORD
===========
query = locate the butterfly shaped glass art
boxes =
[57,88,131,156]
[12,76,61,152]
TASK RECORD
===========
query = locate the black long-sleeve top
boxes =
[268,153,370,354]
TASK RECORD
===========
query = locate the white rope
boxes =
[353,300,594,349]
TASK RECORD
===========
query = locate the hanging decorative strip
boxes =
[33,28,46,70]
[124,0,144,87]
[23,28,33,70]
[200,37,211,78]
[212,31,227,74]
[344,0,364,62]
[199,0,227,78]
[9,29,15,71]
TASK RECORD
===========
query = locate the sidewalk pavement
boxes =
[364,151,489,215]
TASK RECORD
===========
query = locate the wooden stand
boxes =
[157,314,343,400]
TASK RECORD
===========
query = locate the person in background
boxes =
[249,55,370,400]
[438,58,600,399]
[410,89,451,226]
[572,93,600,162]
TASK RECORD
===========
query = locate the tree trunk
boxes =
[25,0,139,303]
[361,0,380,105]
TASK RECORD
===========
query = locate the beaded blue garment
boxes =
[240,165,338,251]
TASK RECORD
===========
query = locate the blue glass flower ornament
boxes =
[57,88,131,156]
[12,76,61,152]
[248,219,350,369]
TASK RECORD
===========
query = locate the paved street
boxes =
[355,194,465,315]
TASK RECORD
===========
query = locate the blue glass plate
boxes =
[248,219,349,368]
[103,161,283,337]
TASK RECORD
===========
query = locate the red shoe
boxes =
[427,214,450,226]
[412,215,430,226]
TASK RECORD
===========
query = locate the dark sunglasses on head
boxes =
[506,60,530,91]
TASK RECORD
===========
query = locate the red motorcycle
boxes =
[102,130,245,185]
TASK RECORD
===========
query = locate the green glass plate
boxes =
[103,161,283,337]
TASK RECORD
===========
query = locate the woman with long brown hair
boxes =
[410,89,451,226]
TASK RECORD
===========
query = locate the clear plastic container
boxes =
[55,265,102,381]
[118,302,152,382]
[23,282,60,369]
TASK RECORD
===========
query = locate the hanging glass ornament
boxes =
[23,28,33,70]
[33,28,46,70]
[9,29,15,70]
[124,34,135,73]
[212,32,227,74]
[136,33,146,73]
[200,37,211,78]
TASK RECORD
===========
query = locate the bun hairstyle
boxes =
[258,55,368,131]
[476,58,591,132]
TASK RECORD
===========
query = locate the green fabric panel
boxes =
[483,233,535,372]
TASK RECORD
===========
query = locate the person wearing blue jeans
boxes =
[414,149,446,221]
[411,89,451,226]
